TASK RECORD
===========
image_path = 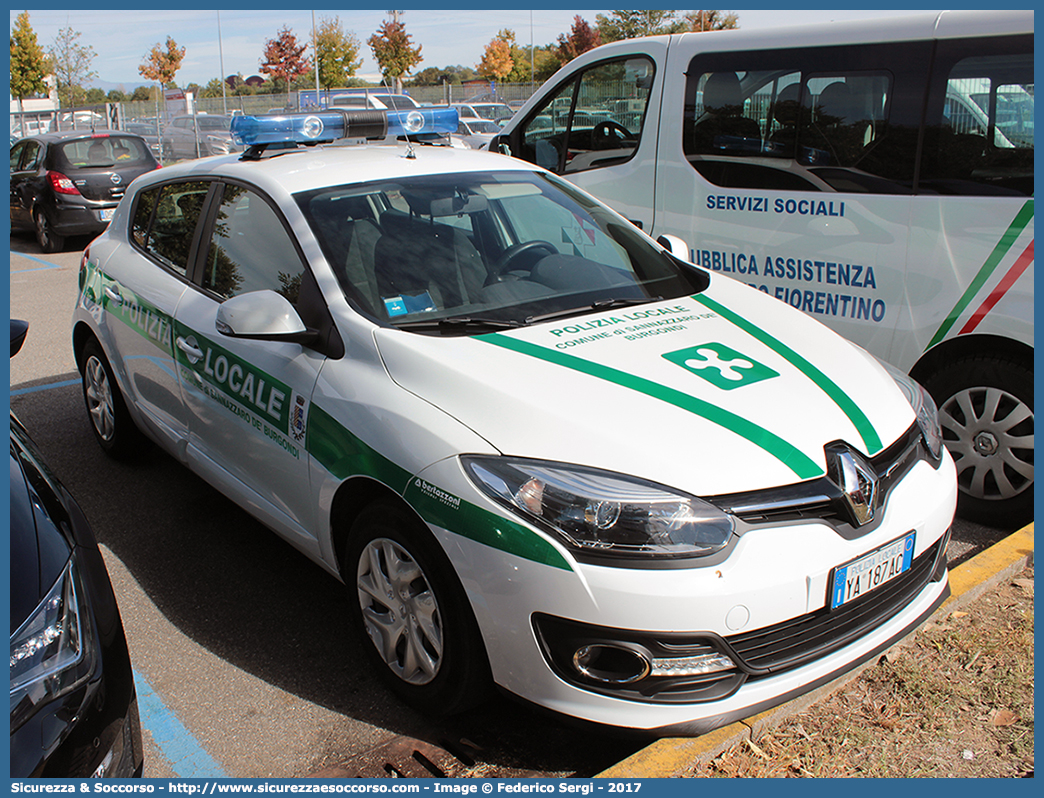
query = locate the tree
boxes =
[407,64,477,86]
[130,85,152,102]
[48,27,97,108]
[10,11,49,114]
[315,16,362,91]
[107,89,127,103]
[367,16,422,93]
[682,10,740,31]
[138,36,186,88]
[595,10,679,42]
[555,15,603,66]
[260,26,312,91]
[85,87,105,103]
[477,36,513,82]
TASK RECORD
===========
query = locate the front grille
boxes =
[709,423,931,535]
[725,532,947,675]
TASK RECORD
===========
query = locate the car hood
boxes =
[374,280,915,496]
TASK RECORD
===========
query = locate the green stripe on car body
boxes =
[692,294,883,455]
[480,332,824,480]
[926,199,1034,351]
[307,405,571,571]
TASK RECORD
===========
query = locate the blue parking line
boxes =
[133,671,228,778]
[11,251,62,272]
[10,379,81,396]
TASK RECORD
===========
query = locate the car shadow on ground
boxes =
[10,376,640,775]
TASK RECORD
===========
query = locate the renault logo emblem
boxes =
[825,443,879,526]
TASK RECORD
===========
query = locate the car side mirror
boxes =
[215,290,318,345]
[656,234,692,262]
[10,319,29,357]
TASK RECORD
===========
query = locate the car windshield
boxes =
[297,170,708,334]
[57,135,153,169]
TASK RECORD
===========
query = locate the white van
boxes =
[493,10,1033,526]
[330,92,421,111]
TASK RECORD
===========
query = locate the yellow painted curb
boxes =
[596,523,1034,778]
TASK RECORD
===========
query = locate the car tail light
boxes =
[48,171,81,195]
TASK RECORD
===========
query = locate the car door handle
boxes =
[103,286,123,305]
[176,336,203,361]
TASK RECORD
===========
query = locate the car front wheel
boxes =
[345,500,490,715]
[80,338,147,459]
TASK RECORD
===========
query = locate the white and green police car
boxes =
[72,109,956,733]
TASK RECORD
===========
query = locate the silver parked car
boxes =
[161,114,240,161]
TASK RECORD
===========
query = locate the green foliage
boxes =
[10,11,49,102]
[367,18,423,88]
[595,10,680,42]
[315,16,363,90]
[48,26,97,108]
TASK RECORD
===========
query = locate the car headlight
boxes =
[883,362,944,461]
[10,556,98,732]
[462,457,735,560]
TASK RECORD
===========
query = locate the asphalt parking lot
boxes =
[8,233,1018,778]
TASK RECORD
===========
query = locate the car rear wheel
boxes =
[922,354,1033,528]
[345,500,490,715]
[34,208,64,253]
[80,338,147,459]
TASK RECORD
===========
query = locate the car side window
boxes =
[201,185,307,304]
[517,56,654,174]
[10,142,25,170]
[131,181,212,276]
[21,141,42,171]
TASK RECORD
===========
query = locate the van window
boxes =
[684,42,932,194]
[919,40,1033,196]
[516,56,654,175]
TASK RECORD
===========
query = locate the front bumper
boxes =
[428,450,957,732]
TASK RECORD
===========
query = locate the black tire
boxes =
[345,501,491,715]
[79,337,148,460]
[34,208,64,253]
[921,354,1033,527]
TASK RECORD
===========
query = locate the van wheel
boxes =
[80,338,147,459]
[345,501,490,715]
[922,354,1033,527]
[34,208,64,253]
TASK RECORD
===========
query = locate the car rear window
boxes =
[57,136,153,169]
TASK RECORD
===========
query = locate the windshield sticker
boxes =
[663,344,779,390]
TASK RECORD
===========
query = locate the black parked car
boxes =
[10,320,145,777]
[9,129,159,252]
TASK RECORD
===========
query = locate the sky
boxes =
[10,7,952,91]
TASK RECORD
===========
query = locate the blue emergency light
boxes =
[230,108,459,153]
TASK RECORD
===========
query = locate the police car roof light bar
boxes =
[231,108,458,160]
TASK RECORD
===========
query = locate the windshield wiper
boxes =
[525,296,662,325]
[395,316,526,334]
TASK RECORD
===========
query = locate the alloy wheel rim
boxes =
[356,538,443,685]
[939,385,1034,501]
[84,356,116,442]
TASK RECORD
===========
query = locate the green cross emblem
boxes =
[663,343,779,390]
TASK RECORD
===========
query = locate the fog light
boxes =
[573,644,651,684]
[650,651,736,677]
